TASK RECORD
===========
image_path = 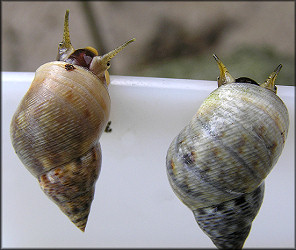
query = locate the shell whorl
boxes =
[10,9,135,232]
[11,61,110,177]
[10,61,110,231]
[166,83,288,209]
[39,142,102,231]
[166,56,289,248]
[193,182,265,249]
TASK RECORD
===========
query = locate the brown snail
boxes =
[166,55,289,248]
[10,10,135,232]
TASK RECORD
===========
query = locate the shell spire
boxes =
[38,142,102,232]
[192,183,265,249]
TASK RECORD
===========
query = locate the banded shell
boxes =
[166,54,289,248]
[10,10,135,231]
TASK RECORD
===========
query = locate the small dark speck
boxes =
[252,186,261,198]
[72,207,80,214]
[105,121,112,133]
[183,151,195,165]
[197,208,206,215]
[65,64,75,71]
[234,196,246,206]
[216,203,225,212]
[84,202,90,210]
[76,157,82,165]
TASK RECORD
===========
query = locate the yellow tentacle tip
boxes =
[63,10,71,47]
[260,64,282,94]
[56,10,75,61]
[104,38,136,61]
[213,54,235,87]
[129,37,136,43]
[89,38,135,77]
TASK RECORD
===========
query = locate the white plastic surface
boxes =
[2,72,295,248]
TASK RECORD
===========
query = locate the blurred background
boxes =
[2,1,295,85]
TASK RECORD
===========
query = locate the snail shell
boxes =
[166,55,289,248]
[10,10,135,232]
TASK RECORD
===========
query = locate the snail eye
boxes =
[65,49,97,69]
[235,77,259,85]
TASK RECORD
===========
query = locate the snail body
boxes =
[166,55,289,248]
[10,10,135,231]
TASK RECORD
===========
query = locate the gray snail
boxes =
[166,54,289,249]
[10,10,135,232]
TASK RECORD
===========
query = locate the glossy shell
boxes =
[11,61,110,177]
[167,83,289,209]
[166,55,289,248]
[10,10,135,232]
[10,61,110,231]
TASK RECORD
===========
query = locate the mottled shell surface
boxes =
[10,10,135,232]
[11,61,110,177]
[193,182,265,249]
[10,61,110,231]
[166,56,289,249]
[167,83,289,209]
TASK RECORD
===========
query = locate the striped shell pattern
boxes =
[166,55,289,248]
[10,10,135,231]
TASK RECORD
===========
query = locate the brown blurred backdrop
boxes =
[2,1,295,85]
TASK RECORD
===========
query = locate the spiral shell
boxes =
[10,10,135,231]
[166,55,289,248]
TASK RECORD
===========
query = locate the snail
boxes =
[166,55,289,249]
[10,10,135,232]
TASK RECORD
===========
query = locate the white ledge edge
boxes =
[2,72,294,97]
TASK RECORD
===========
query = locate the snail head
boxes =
[56,10,135,85]
[213,54,282,94]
